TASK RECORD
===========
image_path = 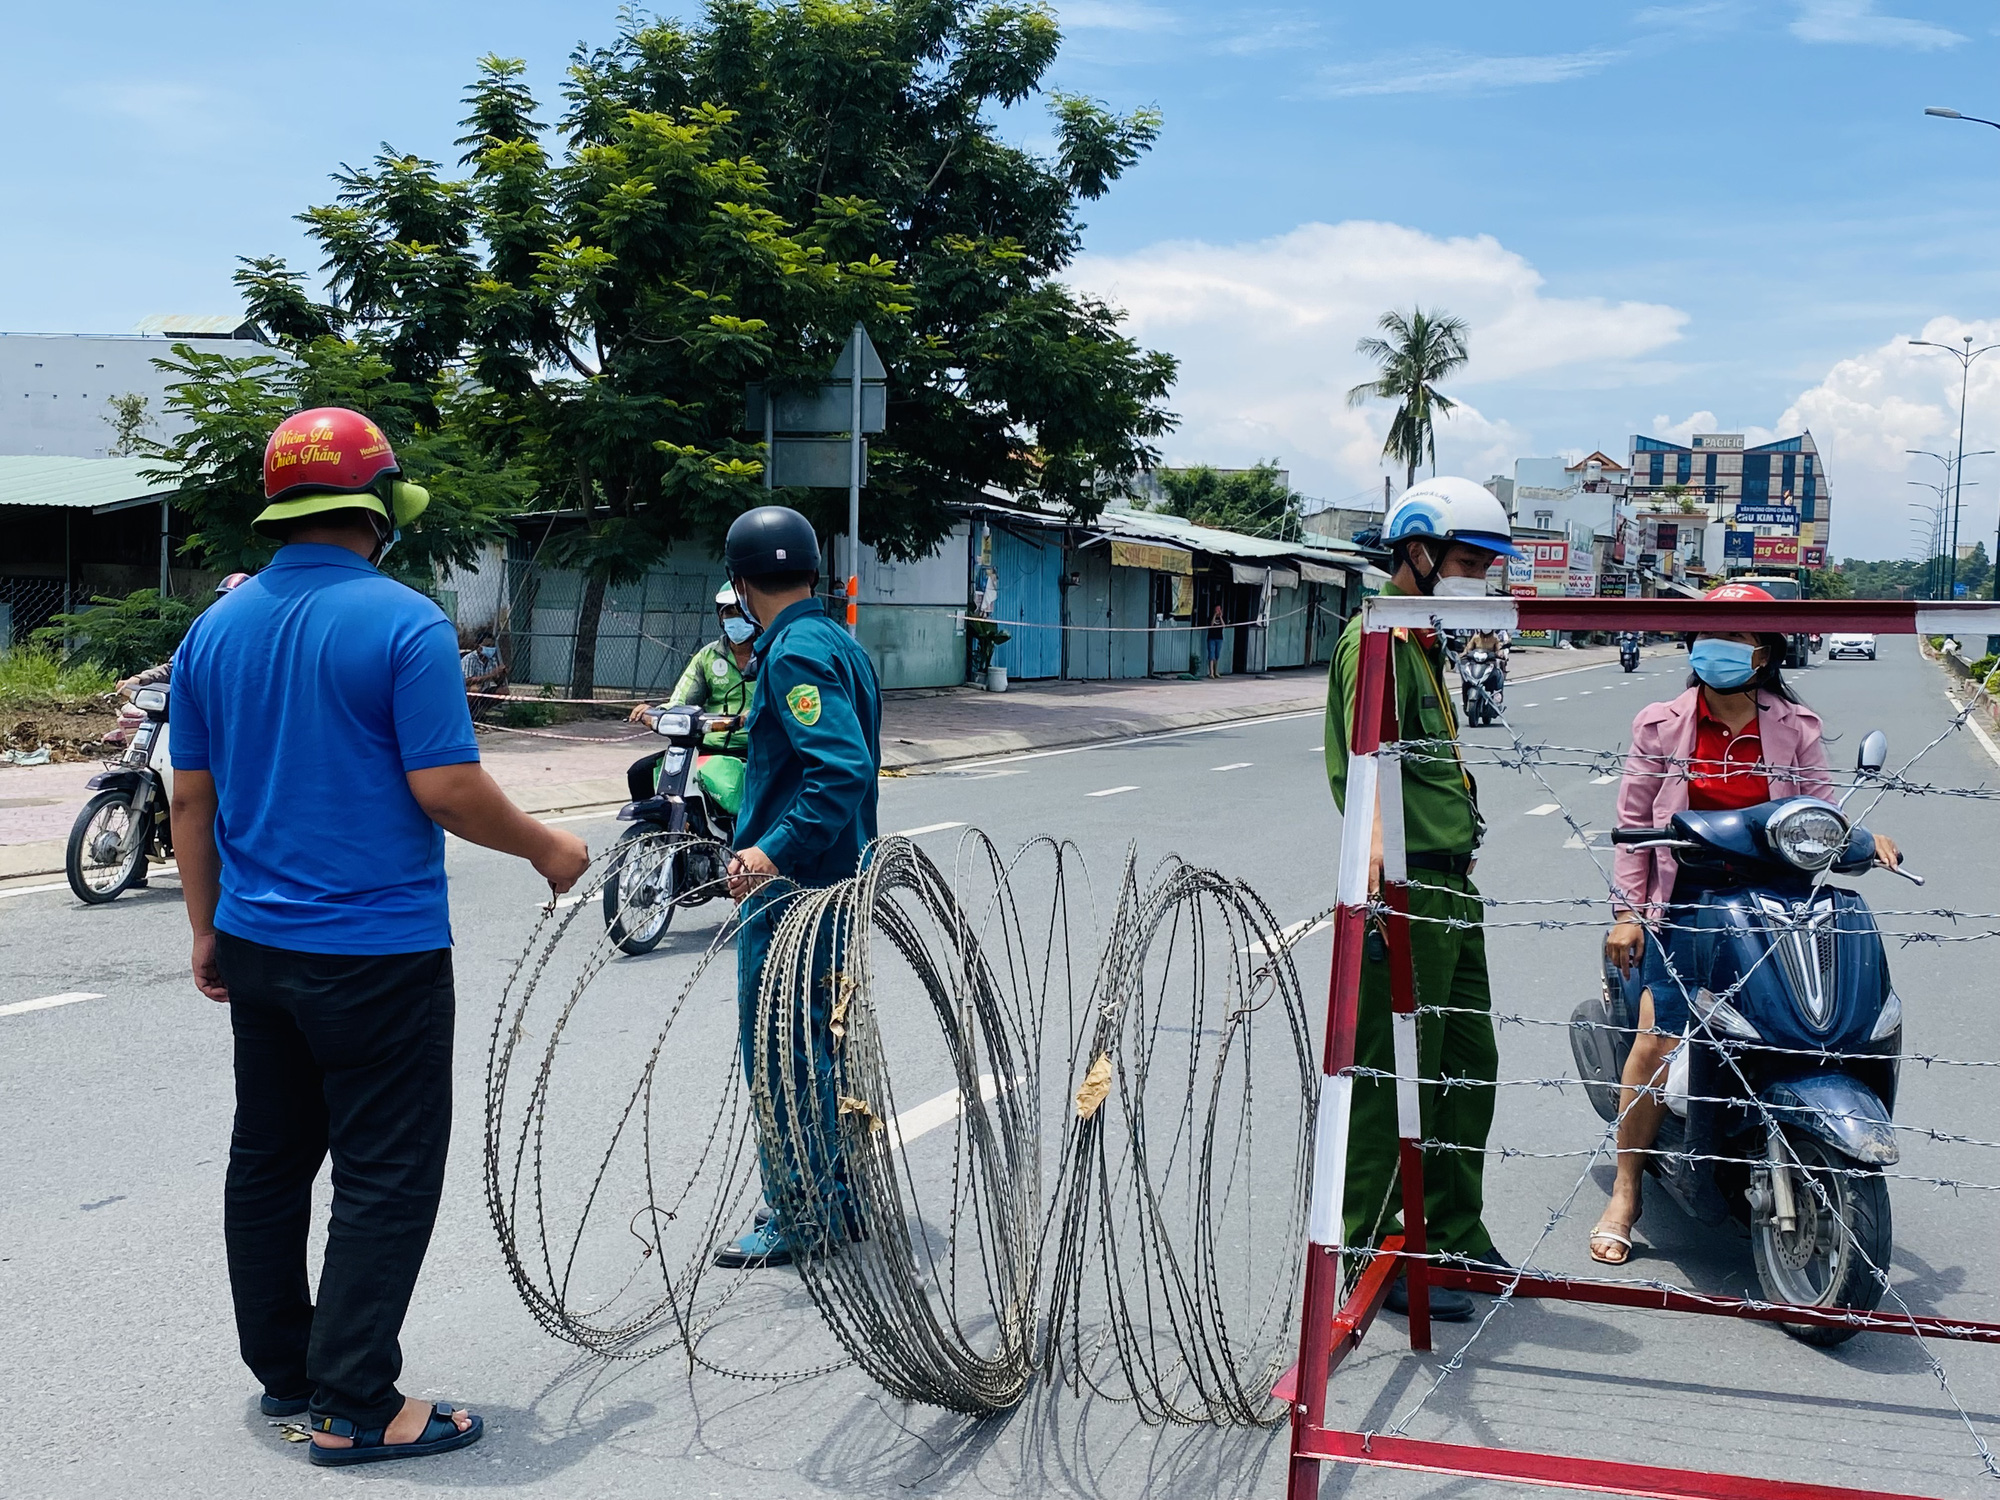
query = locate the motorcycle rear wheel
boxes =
[1750,1129,1891,1347]
[603,826,678,955]
[66,789,148,904]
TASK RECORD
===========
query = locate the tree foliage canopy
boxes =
[1346,307,1469,488]
[1146,461,1306,540]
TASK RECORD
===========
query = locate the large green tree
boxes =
[214,3,1175,694]
[1345,307,1469,489]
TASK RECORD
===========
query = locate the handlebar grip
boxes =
[1610,828,1667,845]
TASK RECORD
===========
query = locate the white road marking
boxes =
[895,821,966,837]
[1243,915,1333,957]
[1,991,105,1018]
[1211,762,1253,772]
[886,1073,1001,1150]
[1088,785,1139,798]
[542,809,624,825]
[0,882,72,900]
[1521,703,1538,709]
[1564,831,1611,849]
[1592,774,1618,785]
[1554,696,1568,701]
[1524,803,1561,817]
[552,893,586,909]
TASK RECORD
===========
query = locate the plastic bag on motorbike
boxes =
[696,754,745,817]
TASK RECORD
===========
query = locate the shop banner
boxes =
[1753,535,1800,565]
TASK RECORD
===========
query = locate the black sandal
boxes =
[307,1403,483,1467]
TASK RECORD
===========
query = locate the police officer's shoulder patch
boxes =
[786,682,822,725]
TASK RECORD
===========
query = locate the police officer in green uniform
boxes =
[1325,476,1523,1320]
[712,506,882,1269]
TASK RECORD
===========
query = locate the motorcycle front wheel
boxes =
[66,789,148,904]
[603,825,678,955]
[1751,1129,1891,1347]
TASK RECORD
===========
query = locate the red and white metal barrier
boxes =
[1281,595,2000,1500]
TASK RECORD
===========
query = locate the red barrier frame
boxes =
[1282,596,2000,1500]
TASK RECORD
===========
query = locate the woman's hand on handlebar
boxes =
[1873,834,1902,871]
[1606,917,1647,977]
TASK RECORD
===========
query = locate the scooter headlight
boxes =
[1765,799,1849,872]
[1868,989,1903,1042]
[650,711,694,739]
[1693,987,1762,1042]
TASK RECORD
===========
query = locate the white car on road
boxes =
[1826,632,1877,660]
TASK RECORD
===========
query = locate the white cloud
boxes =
[1790,1,1962,49]
[1633,2,1742,33]
[1649,409,1777,447]
[1069,220,1687,500]
[1313,48,1623,98]
[1771,317,2000,557]
[65,81,234,145]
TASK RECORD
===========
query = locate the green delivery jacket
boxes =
[671,638,754,753]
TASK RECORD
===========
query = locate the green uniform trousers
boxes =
[1343,872,1499,1257]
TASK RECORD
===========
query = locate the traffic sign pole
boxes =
[847,321,863,637]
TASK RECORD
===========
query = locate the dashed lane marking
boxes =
[1242,915,1333,957]
[895,821,967,837]
[1210,762,1253,772]
[1592,774,1618,785]
[1524,803,1561,817]
[887,1074,1002,1151]
[1,991,106,1018]
[1088,786,1139,798]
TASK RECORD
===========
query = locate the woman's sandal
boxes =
[306,1403,483,1467]
[1588,1210,1641,1266]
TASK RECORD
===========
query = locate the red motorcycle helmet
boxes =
[1705,581,1775,603]
[263,406,400,502]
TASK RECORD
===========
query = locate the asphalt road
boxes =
[3,635,1999,1500]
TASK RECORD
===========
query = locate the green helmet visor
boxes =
[252,481,429,539]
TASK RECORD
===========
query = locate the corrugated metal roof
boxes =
[0,456,175,510]
[131,314,260,339]
[1092,508,1364,565]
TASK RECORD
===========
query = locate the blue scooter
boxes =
[1570,731,1921,1344]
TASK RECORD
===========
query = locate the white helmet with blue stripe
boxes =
[1384,476,1524,562]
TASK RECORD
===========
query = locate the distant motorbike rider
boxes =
[1591,581,1901,1265]
[626,586,758,817]
[105,573,251,747]
[1324,476,1524,1320]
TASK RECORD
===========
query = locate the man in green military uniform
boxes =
[1324,476,1523,1321]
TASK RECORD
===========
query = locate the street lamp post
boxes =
[1907,340,1999,596]
[1924,105,2000,599]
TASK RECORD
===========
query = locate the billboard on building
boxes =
[1724,530,1755,560]
[1753,535,1800,566]
[1802,544,1826,569]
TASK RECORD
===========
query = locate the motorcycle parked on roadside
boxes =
[66,684,173,903]
[1618,632,1641,673]
[1569,731,1920,1345]
[601,707,742,955]
[1456,644,1506,727]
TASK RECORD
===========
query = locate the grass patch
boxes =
[0,646,117,711]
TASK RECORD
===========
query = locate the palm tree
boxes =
[1345,307,1470,489]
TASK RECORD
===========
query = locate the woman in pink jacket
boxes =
[1588,585,1899,1264]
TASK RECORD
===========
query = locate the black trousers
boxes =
[215,932,455,1430]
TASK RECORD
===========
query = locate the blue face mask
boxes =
[1690,638,1758,691]
[722,614,757,645]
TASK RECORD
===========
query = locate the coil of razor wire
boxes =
[483,828,1317,1427]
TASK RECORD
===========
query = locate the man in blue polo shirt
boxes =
[713,505,882,1270]
[169,407,589,1468]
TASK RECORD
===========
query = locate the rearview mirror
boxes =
[1856,730,1888,777]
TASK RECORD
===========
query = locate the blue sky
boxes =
[4,0,1997,555]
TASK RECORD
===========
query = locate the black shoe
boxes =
[1460,1244,1511,1274]
[1384,1277,1474,1322]
[259,1391,311,1417]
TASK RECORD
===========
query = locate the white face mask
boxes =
[1431,576,1488,598]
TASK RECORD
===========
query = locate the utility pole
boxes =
[1909,337,1999,597]
[847,319,863,638]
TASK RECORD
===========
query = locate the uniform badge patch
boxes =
[711,658,728,677]
[786,683,822,726]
